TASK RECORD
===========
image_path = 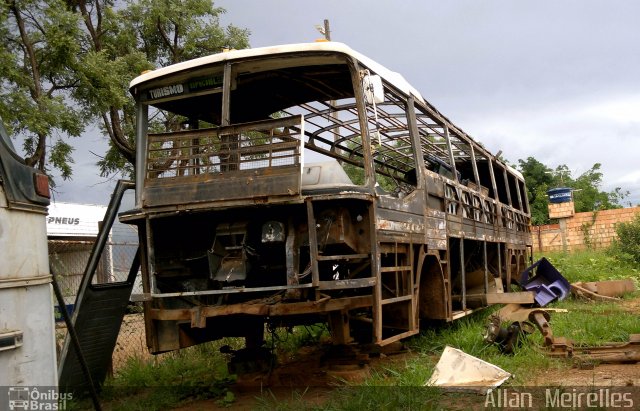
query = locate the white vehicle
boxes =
[0,119,56,387]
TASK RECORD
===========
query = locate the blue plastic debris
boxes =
[519,257,571,307]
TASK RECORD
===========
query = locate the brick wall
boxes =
[548,201,575,219]
[532,207,640,253]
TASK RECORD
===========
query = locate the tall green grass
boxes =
[543,249,639,285]
[92,338,242,410]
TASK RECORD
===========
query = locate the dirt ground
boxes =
[171,293,640,410]
[172,344,408,411]
[532,363,640,387]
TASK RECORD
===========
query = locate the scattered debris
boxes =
[571,279,636,301]
[495,303,568,323]
[480,269,639,374]
[483,314,535,353]
[483,303,568,353]
[528,310,554,347]
[519,258,571,307]
[425,346,511,394]
[547,334,640,364]
[484,300,640,366]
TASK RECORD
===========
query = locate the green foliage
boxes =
[49,139,74,180]
[267,324,329,355]
[124,0,249,65]
[342,162,365,186]
[517,157,554,225]
[98,339,240,410]
[0,0,84,176]
[518,158,629,225]
[611,213,640,266]
[550,298,639,345]
[570,163,627,212]
[90,251,639,411]
[544,249,638,284]
[319,251,639,410]
[0,0,250,180]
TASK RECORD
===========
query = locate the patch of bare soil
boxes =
[173,343,413,410]
[531,363,640,387]
[620,294,640,313]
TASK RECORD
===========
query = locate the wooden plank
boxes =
[149,295,374,320]
[381,294,413,305]
[379,329,418,346]
[461,291,535,305]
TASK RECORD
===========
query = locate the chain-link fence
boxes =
[51,198,149,373]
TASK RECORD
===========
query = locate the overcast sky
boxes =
[53,0,640,206]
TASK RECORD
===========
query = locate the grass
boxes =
[283,249,640,410]
[90,249,640,410]
[71,338,244,410]
[547,298,639,345]
[543,249,640,285]
[78,325,329,410]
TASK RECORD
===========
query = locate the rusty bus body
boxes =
[122,42,532,352]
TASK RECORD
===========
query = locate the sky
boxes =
[52,0,640,206]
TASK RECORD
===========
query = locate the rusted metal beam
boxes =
[138,283,315,299]
[318,277,376,290]
[148,295,373,321]
[548,334,640,364]
[285,215,301,299]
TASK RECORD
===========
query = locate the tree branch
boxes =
[105,108,135,163]
[156,17,175,57]
[172,21,180,63]
[77,0,100,50]
[8,0,47,168]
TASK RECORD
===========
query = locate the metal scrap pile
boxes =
[482,258,638,363]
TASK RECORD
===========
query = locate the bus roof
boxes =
[129,42,425,104]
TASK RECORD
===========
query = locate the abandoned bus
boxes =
[122,42,532,353]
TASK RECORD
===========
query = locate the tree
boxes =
[0,0,84,179]
[571,163,627,212]
[71,0,250,178]
[0,0,250,181]
[517,157,554,225]
[518,158,628,225]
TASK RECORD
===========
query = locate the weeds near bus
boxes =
[95,339,242,411]
[545,249,638,284]
[611,213,640,266]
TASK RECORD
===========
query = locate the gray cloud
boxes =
[54,1,640,206]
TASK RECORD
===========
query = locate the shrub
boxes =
[611,213,640,265]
